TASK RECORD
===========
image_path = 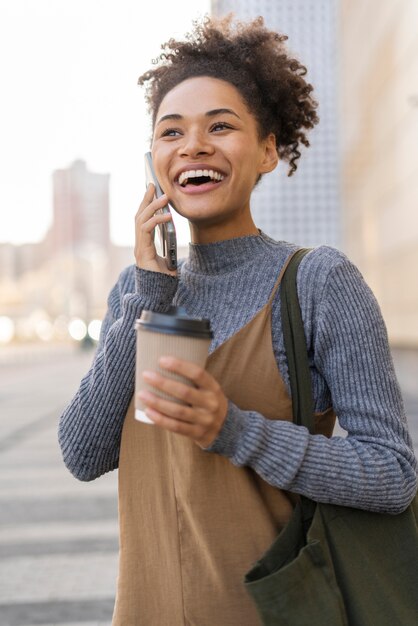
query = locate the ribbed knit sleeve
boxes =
[207,256,417,514]
[58,266,178,481]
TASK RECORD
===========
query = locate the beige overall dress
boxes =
[112,251,335,625]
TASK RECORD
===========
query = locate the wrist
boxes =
[135,266,178,311]
[203,401,248,456]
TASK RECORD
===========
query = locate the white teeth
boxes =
[177,169,225,186]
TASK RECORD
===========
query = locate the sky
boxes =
[0,0,210,247]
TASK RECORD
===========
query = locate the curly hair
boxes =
[138,14,319,176]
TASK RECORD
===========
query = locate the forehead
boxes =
[156,76,251,121]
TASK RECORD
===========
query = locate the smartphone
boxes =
[144,152,177,270]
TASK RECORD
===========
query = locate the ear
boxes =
[259,133,279,174]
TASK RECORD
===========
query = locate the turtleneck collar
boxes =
[185,230,273,275]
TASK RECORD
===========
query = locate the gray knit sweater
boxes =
[58,232,417,513]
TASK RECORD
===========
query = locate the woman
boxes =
[59,15,417,626]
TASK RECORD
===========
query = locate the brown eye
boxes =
[211,122,232,132]
[161,128,181,137]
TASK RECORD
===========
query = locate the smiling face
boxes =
[151,76,278,243]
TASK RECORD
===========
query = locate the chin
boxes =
[171,202,220,223]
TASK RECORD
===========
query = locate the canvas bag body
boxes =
[244,249,418,626]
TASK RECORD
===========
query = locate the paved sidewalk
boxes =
[0,343,417,626]
[0,345,118,626]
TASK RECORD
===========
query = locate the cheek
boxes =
[226,143,247,170]
[151,148,169,183]
[229,143,259,179]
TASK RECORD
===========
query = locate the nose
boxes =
[177,129,215,158]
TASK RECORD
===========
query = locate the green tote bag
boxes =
[244,249,418,626]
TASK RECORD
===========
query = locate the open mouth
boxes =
[177,169,225,188]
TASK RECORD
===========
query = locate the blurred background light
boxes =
[53,315,71,340]
[35,318,54,342]
[87,319,102,342]
[0,316,15,343]
[68,318,87,342]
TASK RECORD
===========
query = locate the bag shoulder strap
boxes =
[280,248,314,434]
[281,247,317,527]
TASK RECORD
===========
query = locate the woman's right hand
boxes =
[134,184,177,276]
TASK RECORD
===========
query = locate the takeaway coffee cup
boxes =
[135,307,213,424]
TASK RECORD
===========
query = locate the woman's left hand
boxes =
[138,356,228,448]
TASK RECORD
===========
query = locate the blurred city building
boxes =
[0,161,134,344]
[50,159,111,255]
[340,0,418,345]
[211,0,341,248]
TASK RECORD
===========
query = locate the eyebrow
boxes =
[156,108,241,126]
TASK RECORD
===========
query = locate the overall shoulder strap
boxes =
[267,248,304,306]
[280,248,314,434]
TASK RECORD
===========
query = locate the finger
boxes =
[139,211,172,236]
[137,389,200,423]
[135,183,155,216]
[158,357,219,391]
[142,371,210,409]
[135,191,169,222]
[145,182,155,198]
[144,407,203,437]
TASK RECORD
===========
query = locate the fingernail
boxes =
[145,409,155,421]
